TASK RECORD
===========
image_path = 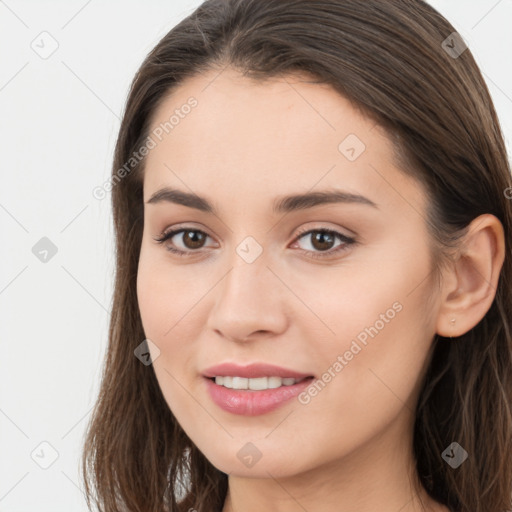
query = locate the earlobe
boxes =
[435,214,505,338]
[448,317,456,339]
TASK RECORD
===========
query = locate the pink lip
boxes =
[202,362,312,379]
[202,362,314,416]
[204,378,313,416]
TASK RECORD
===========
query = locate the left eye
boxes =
[153,227,356,259]
[291,228,356,259]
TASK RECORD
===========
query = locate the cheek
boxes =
[136,242,198,339]
[136,245,204,384]
[296,265,436,441]
[137,256,167,340]
[293,239,436,394]
[136,257,200,424]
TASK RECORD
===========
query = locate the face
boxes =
[136,66,442,478]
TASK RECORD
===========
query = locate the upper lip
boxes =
[202,362,313,379]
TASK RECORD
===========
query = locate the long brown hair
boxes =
[81,1,512,511]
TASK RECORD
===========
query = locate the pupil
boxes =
[313,231,334,251]
[184,231,205,249]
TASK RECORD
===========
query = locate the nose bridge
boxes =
[221,228,273,296]
[206,242,288,341]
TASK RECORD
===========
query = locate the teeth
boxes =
[249,377,268,390]
[268,376,282,389]
[232,376,248,389]
[213,376,302,390]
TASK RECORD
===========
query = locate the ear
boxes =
[436,214,505,338]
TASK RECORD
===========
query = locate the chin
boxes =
[201,445,309,479]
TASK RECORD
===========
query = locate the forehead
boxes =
[142,67,422,218]
[146,67,379,152]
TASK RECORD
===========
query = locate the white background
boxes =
[1,1,511,510]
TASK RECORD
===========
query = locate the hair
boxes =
[81,1,512,511]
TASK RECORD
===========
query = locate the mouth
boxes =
[202,361,313,381]
[201,362,315,415]
[206,375,311,391]
[203,375,314,416]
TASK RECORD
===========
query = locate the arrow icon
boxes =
[237,441,263,467]
[134,339,160,365]
[338,134,365,161]
[441,441,468,468]
[442,32,467,59]
[31,441,59,469]
[32,237,58,262]
[236,236,262,263]
[30,31,59,60]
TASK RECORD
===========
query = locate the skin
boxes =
[136,66,505,512]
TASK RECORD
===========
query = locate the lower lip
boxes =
[204,377,314,416]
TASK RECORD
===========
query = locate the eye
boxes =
[153,226,357,260]
[292,227,356,260]
[153,227,214,256]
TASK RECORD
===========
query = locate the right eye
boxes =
[153,228,215,256]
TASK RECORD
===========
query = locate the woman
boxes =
[82,1,512,511]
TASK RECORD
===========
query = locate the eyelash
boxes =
[153,226,357,260]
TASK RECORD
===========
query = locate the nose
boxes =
[205,257,289,344]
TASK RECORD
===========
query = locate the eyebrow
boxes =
[146,187,378,214]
